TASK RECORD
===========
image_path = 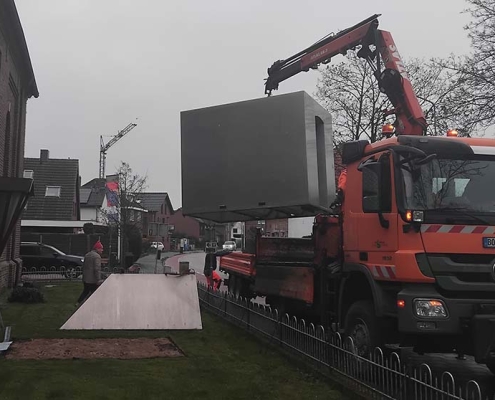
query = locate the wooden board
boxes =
[61,274,202,330]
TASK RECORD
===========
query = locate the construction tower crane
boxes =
[99,122,137,179]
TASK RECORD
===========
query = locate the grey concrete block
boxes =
[180,91,335,223]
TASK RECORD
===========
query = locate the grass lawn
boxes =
[0,283,345,400]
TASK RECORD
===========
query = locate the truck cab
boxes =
[220,133,495,374]
[341,134,495,371]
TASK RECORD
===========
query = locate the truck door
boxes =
[357,152,398,275]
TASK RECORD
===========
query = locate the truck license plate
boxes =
[483,237,495,248]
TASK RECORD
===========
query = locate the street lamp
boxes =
[0,177,34,255]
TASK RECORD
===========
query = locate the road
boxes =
[135,252,181,274]
[401,349,495,397]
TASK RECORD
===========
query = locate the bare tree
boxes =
[100,162,147,268]
[316,53,467,147]
[316,52,386,147]
[437,0,495,134]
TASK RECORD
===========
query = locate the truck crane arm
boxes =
[264,14,427,136]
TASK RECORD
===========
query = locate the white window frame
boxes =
[23,170,34,179]
[45,186,61,197]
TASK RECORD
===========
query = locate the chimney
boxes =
[40,149,49,163]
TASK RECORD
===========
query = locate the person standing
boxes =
[203,247,230,290]
[76,240,103,306]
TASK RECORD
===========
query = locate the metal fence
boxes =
[198,283,491,400]
[19,265,136,283]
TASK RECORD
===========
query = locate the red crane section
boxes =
[264,15,427,136]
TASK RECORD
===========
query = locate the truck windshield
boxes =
[401,156,495,216]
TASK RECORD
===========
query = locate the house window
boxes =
[45,186,61,197]
[23,170,34,179]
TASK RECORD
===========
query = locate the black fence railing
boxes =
[198,283,491,400]
[19,265,141,283]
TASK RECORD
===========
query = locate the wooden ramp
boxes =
[61,274,202,330]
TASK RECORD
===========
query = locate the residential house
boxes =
[21,150,81,233]
[138,192,174,250]
[80,178,107,224]
[81,175,148,237]
[0,0,39,289]
[169,208,224,250]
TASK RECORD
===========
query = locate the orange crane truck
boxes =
[219,15,495,373]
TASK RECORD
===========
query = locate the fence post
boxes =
[206,284,210,311]
[247,299,251,332]
[224,291,227,318]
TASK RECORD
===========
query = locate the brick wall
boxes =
[168,208,200,240]
[143,200,173,250]
[265,219,289,237]
[0,16,32,290]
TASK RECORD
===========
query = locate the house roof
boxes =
[80,188,92,204]
[81,178,106,208]
[23,155,79,221]
[1,1,39,98]
[138,192,174,213]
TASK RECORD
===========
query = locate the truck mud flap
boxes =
[254,264,314,303]
[472,314,495,363]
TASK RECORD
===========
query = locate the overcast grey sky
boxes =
[16,0,472,208]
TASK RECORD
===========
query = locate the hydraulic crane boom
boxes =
[264,14,427,136]
[99,122,137,179]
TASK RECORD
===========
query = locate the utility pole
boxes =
[99,122,137,179]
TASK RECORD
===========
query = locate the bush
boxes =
[125,225,142,262]
[8,286,45,303]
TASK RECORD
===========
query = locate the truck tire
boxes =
[228,274,241,298]
[344,300,383,358]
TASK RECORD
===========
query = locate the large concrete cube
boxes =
[180,91,335,223]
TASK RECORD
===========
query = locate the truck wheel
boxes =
[64,265,78,280]
[344,300,382,358]
[233,276,242,298]
[228,275,239,297]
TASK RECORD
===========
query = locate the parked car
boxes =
[20,242,84,279]
[222,241,236,251]
[150,242,165,251]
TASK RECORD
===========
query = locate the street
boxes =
[136,251,227,285]
[135,252,181,274]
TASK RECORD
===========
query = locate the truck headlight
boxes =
[414,299,448,318]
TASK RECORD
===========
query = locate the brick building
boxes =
[168,208,224,250]
[138,192,174,251]
[0,1,39,289]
